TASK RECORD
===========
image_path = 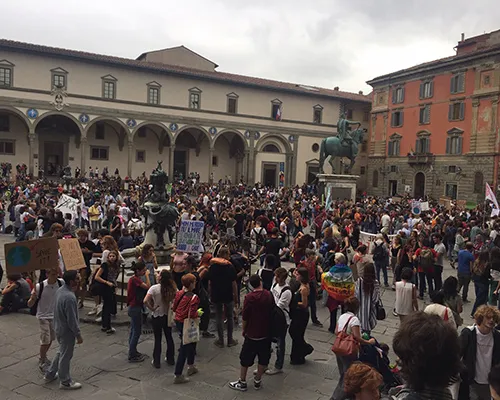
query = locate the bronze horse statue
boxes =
[319,124,366,174]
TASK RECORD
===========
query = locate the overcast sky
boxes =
[2,1,500,93]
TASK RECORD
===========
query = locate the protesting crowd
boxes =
[2,172,500,400]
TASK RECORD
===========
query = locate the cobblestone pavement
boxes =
[0,234,477,400]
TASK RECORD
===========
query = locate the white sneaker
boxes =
[96,304,103,317]
[95,317,102,323]
[265,367,283,375]
[87,307,97,316]
[60,381,82,390]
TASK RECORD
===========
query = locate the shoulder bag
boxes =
[331,315,360,357]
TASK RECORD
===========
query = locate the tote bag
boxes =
[182,295,200,344]
[331,316,359,357]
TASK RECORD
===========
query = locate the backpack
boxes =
[30,279,63,316]
[419,248,435,271]
[254,227,266,247]
[372,242,385,262]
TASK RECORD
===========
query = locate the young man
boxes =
[457,242,475,303]
[413,238,437,300]
[207,246,239,348]
[27,268,63,372]
[229,274,273,392]
[44,270,83,390]
[459,305,500,399]
[433,234,446,291]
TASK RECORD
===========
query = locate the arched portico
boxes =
[0,107,31,174]
[212,130,247,183]
[256,133,293,187]
[173,126,211,181]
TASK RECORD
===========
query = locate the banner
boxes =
[177,220,205,253]
[359,231,397,252]
[420,201,430,212]
[411,200,422,215]
[486,183,500,217]
[55,194,79,217]
[58,239,86,271]
[4,237,59,274]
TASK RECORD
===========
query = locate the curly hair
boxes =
[474,305,500,326]
[393,311,461,391]
[344,362,383,396]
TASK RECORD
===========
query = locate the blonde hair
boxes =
[334,252,346,265]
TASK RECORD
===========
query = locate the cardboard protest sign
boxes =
[456,200,466,210]
[177,220,205,253]
[56,194,79,217]
[58,238,86,271]
[359,231,396,252]
[421,201,430,212]
[4,237,59,274]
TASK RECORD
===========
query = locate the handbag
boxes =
[376,299,386,321]
[331,316,360,357]
[182,295,200,344]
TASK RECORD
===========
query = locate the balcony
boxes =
[407,153,435,165]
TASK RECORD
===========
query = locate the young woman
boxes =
[172,250,188,290]
[127,261,151,363]
[196,253,215,338]
[354,262,380,334]
[94,249,120,334]
[144,269,177,368]
[344,362,383,400]
[471,250,490,316]
[330,297,375,400]
[139,244,158,285]
[394,268,418,322]
[172,273,200,384]
[442,276,463,327]
[289,267,313,365]
[390,235,403,287]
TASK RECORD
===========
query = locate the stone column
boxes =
[248,132,256,184]
[28,130,35,176]
[168,146,175,182]
[242,150,249,183]
[471,98,480,153]
[208,147,214,184]
[80,136,87,172]
[127,140,134,178]
[291,135,299,185]
[285,153,293,187]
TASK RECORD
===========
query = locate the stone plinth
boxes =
[317,174,359,207]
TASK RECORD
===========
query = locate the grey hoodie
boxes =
[53,284,81,338]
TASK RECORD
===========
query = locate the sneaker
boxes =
[187,366,198,376]
[265,367,283,375]
[202,331,216,338]
[227,339,238,348]
[129,354,146,363]
[59,381,82,390]
[87,307,97,316]
[312,321,323,327]
[106,328,116,334]
[151,360,160,369]
[214,339,224,348]
[44,373,58,383]
[229,379,247,392]
[254,378,262,390]
[96,304,103,317]
[173,375,190,384]
[95,317,102,323]
[392,309,398,317]
[164,357,175,366]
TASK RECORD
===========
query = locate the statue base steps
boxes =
[317,174,359,205]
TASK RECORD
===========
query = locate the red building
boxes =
[367,29,500,202]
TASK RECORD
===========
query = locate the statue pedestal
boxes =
[317,174,359,208]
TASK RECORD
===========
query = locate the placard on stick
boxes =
[4,237,59,275]
[58,238,86,271]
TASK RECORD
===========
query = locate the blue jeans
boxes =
[274,332,287,370]
[128,306,142,359]
[472,281,489,316]
[174,321,196,376]
[46,334,76,384]
[375,261,388,286]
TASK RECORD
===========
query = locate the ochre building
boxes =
[367,29,500,202]
[0,40,370,188]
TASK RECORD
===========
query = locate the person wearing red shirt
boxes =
[413,240,437,300]
[300,249,323,327]
[172,273,200,384]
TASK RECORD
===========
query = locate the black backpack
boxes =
[372,242,385,262]
[30,279,63,316]
[269,291,287,339]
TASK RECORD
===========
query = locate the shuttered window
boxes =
[450,73,465,94]
[419,81,434,99]
[446,135,463,155]
[448,102,465,121]
[419,105,431,124]
[392,87,405,104]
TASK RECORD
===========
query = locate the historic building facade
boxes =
[367,29,500,202]
[0,40,370,188]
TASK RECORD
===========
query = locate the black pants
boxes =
[289,309,310,364]
[101,287,115,330]
[0,292,26,313]
[199,299,210,332]
[308,281,319,324]
[418,271,434,297]
[434,265,443,291]
[151,315,175,366]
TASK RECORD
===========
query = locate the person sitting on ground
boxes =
[0,273,31,314]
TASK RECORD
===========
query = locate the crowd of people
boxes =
[2,174,500,399]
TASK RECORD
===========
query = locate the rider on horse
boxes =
[338,114,362,157]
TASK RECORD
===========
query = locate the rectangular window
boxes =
[103,81,115,99]
[388,140,400,156]
[52,74,66,89]
[90,146,108,160]
[448,165,457,173]
[419,105,431,124]
[313,108,322,124]
[0,114,9,131]
[212,156,218,166]
[392,87,405,104]
[391,110,404,127]
[448,102,465,121]
[136,150,145,163]
[271,103,281,119]
[190,92,200,109]
[363,111,370,122]
[445,183,458,200]
[0,140,15,155]
[227,97,237,114]
[419,81,433,99]
[360,166,366,175]
[0,67,12,87]
[346,109,353,119]
[95,123,105,140]
[450,73,465,94]
[148,87,159,105]
[415,137,430,154]
[446,136,463,155]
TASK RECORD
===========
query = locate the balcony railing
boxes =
[407,153,435,165]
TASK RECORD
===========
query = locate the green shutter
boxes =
[448,104,454,121]
[459,102,465,120]
[450,76,455,94]
[446,137,451,154]
[401,87,405,102]
[392,89,396,104]
[458,137,463,154]
[391,112,396,127]
[415,139,420,153]
[388,141,393,156]
[400,111,404,126]
[429,81,434,98]
[419,83,424,99]
[458,73,465,93]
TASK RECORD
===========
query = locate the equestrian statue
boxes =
[319,114,366,174]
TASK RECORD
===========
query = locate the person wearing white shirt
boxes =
[268,268,292,375]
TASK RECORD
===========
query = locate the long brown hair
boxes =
[101,235,119,252]
[362,262,376,295]
[159,270,177,305]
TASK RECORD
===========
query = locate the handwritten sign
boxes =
[177,220,205,253]
[359,231,397,252]
[56,194,79,217]
[58,238,86,271]
[4,237,59,274]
